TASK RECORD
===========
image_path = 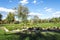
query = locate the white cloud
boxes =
[44,7,53,12]
[44,7,47,9]
[32,0,37,4]
[28,12,42,20]
[0,7,16,12]
[53,11,60,17]
[44,7,60,18]
[28,12,42,16]
[19,0,29,5]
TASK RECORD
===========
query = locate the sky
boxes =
[0,0,60,19]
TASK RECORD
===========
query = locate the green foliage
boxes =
[6,12,15,23]
[32,15,40,24]
[50,17,60,23]
[17,5,29,23]
[0,13,2,24]
[0,13,2,21]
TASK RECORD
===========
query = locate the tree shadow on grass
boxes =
[5,32,60,40]
[18,32,60,40]
[44,33,57,40]
[18,31,46,40]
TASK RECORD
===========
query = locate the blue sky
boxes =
[0,0,60,19]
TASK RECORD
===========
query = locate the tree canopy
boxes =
[6,12,15,23]
[0,13,2,21]
[17,5,29,23]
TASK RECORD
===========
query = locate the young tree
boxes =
[6,12,15,24]
[32,15,39,24]
[17,5,29,23]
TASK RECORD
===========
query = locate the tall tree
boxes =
[0,13,2,24]
[0,13,2,21]
[32,15,39,24]
[6,12,15,23]
[17,5,29,23]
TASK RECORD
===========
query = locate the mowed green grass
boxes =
[0,23,60,30]
[38,23,60,28]
[0,23,60,40]
[0,32,60,40]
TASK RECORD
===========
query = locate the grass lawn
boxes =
[0,31,60,40]
[0,23,60,30]
[0,23,60,40]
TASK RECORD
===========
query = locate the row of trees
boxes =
[0,5,60,24]
[31,16,60,23]
[0,12,15,24]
